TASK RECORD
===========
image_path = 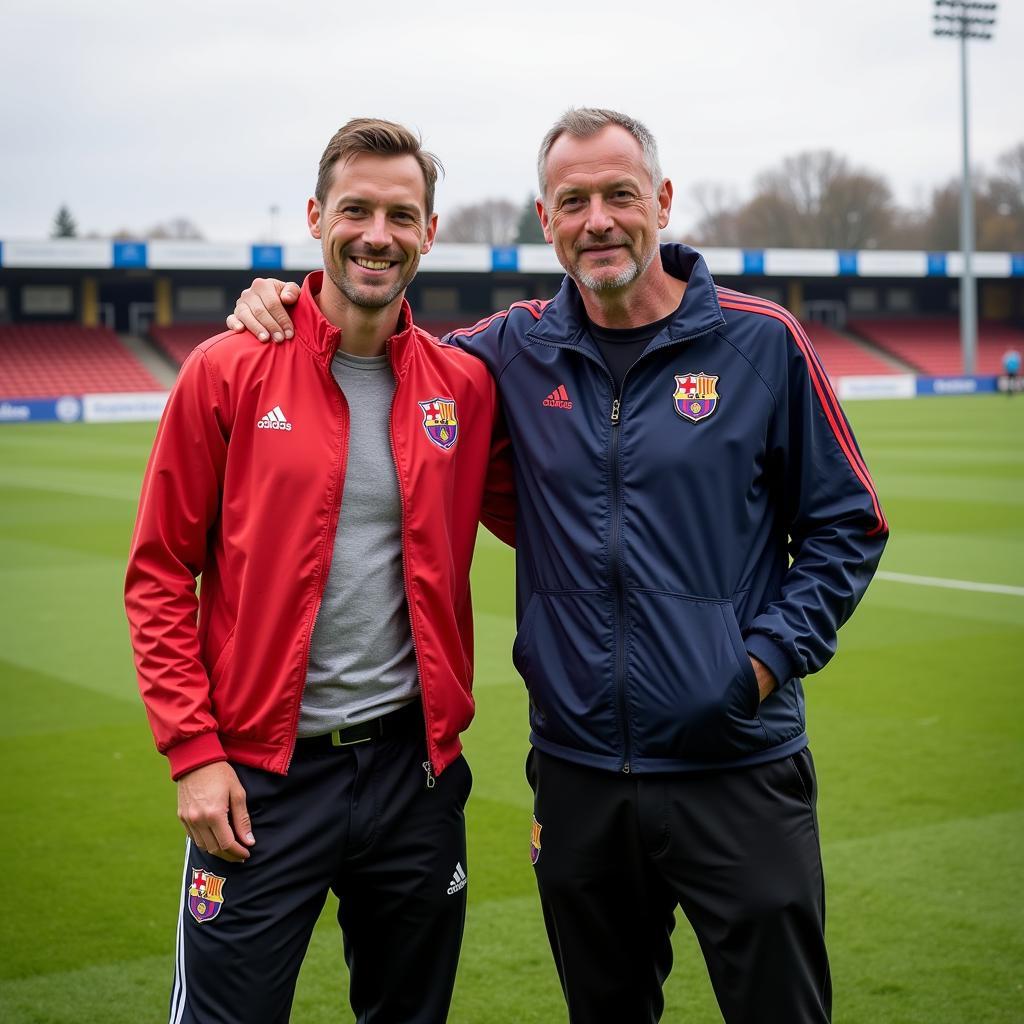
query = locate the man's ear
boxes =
[307,197,322,239]
[535,197,554,245]
[421,212,439,255]
[657,178,673,231]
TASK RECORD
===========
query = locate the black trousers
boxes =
[527,747,831,1024]
[169,715,472,1024]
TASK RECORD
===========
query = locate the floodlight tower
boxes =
[933,0,998,375]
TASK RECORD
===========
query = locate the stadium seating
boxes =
[144,316,1024,380]
[0,323,164,399]
[799,321,902,378]
[848,318,1024,376]
[149,323,224,366]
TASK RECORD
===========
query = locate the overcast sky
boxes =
[1,0,1020,244]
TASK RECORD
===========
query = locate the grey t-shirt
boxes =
[298,350,418,736]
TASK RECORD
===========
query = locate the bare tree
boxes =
[912,174,1022,252]
[438,198,520,245]
[684,151,896,249]
[688,182,743,247]
[109,218,206,242]
[981,142,1024,250]
[747,151,896,248]
[147,217,205,240]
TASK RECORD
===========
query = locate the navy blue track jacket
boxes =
[450,244,887,774]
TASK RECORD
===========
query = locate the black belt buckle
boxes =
[322,702,419,749]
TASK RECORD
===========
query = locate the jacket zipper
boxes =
[386,349,435,789]
[285,348,349,772]
[534,323,721,775]
[608,387,631,773]
[552,344,634,774]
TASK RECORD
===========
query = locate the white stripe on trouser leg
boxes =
[169,838,191,1024]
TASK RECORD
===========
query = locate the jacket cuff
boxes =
[166,732,227,781]
[744,633,797,690]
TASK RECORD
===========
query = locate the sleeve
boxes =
[743,324,889,686]
[124,347,230,778]
[480,402,516,546]
[444,323,516,546]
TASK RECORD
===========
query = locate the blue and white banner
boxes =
[836,375,916,401]
[0,396,83,423]
[82,391,169,422]
[915,376,998,396]
[1,238,1022,276]
[0,392,171,425]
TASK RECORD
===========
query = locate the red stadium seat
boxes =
[848,318,1024,376]
[0,323,165,399]
[149,323,225,366]
[798,322,902,379]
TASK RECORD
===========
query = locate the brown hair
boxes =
[537,107,662,198]
[315,118,443,216]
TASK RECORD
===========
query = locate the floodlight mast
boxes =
[933,0,998,375]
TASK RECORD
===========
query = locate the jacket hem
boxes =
[214,733,466,779]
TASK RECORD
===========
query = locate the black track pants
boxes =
[527,747,831,1024]
[169,726,472,1024]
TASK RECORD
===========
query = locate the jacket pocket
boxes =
[625,590,768,762]
[208,628,236,692]
[511,595,540,681]
[512,590,620,758]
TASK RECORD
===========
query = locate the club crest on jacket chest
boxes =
[418,397,459,450]
[673,372,720,423]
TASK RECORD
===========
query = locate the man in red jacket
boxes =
[125,118,512,1024]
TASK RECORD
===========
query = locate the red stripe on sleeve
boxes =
[447,299,547,341]
[718,295,887,536]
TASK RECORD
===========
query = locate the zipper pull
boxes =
[622,762,631,774]
[610,398,621,424]
[422,760,436,789]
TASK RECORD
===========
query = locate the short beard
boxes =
[570,241,657,293]
[323,246,416,310]
[327,265,408,309]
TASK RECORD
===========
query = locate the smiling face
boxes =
[307,152,438,311]
[537,125,672,295]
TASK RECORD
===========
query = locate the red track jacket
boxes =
[125,273,514,780]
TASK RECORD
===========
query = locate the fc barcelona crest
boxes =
[188,867,226,924]
[673,372,720,423]
[418,397,459,450]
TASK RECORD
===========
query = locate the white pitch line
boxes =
[876,570,1024,598]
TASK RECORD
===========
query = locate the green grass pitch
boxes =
[0,396,1021,1022]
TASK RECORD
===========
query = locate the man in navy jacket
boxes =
[230,107,887,1024]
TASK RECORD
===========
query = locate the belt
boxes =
[294,701,423,754]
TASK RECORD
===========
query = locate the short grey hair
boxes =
[536,107,663,198]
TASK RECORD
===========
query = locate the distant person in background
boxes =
[1002,347,1021,394]
[229,107,888,1024]
[125,118,513,1024]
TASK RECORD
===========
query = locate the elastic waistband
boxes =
[294,701,423,756]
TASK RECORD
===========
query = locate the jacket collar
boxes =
[527,243,726,349]
[292,271,418,376]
